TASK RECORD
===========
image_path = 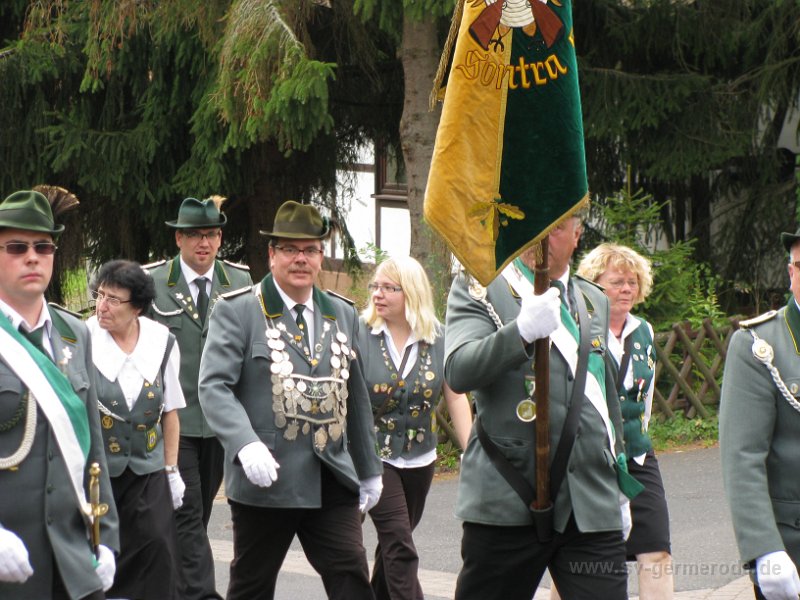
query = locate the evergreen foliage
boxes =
[575,0,800,310]
[0,0,403,284]
[583,186,726,331]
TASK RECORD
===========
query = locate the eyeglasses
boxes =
[182,230,221,241]
[273,245,324,258]
[368,283,403,294]
[605,279,639,290]
[0,242,57,255]
[91,290,132,308]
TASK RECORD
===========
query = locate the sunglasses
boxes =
[0,241,58,255]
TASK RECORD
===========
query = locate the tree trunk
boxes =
[399,11,451,301]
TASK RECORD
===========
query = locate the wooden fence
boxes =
[434,316,742,448]
[652,317,742,419]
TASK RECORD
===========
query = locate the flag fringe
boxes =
[429,0,466,111]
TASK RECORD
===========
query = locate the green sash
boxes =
[0,313,90,458]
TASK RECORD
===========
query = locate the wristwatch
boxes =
[165,465,179,474]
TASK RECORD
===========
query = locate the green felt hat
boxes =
[259,200,330,240]
[0,190,64,236]
[166,197,227,229]
[781,228,800,253]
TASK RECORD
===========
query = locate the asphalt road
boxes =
[207,446,739,599]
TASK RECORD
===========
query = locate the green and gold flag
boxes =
[424,0,588,286]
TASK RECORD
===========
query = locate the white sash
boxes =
[0,326,91,518]
[501,264,615,450]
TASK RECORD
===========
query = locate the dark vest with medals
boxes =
[358,324,445,460]
[618,317,655,458]
[96,338,174,477]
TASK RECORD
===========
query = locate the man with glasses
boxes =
[145,196,251,600]
[199,200,383,599]
[0,190,119,599]
[721,227,800,600]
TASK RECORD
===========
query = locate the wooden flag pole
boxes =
[532,236,551,511]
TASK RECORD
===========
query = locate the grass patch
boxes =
[648,406,719,451]
[435,441,461,474]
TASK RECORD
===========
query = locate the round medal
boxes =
[516,399,537,422]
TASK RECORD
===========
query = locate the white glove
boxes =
[167,470,186,510]
[359,475,383,514]
[516,287,561,343]
[620,499,632,541]
[95,544,116,591]
[756,550,800,600]
[238,441,280,487]
[0,527,32,583]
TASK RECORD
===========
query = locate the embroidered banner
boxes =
[424,0,588,285]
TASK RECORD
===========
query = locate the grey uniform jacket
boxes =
[0,305,119,600]
[198,275,382,508]
[721,303,800,567]
[145,256,252,437]
[444,272,624,533]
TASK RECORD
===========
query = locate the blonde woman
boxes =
[358,256,472,600]
[566,243,672,600]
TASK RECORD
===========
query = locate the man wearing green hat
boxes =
[199,200,383,599]
[721,227,800,600]
[145,196,251,599]
[0,190,119,599]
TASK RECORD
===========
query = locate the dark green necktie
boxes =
[295,304,309,349]
[550,280,569,312]
[19,325,50,361]
[196,277,209,323]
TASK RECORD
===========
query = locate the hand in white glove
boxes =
[0,527,33,583]
[359,475,383,514]
[619,499,632,541]
[517,287,561,344]
[167,470,186,510]
[95,544,116,592]
[756,550,800,600]
[238,441,280,487]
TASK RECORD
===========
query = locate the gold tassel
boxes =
[429,0,466,111]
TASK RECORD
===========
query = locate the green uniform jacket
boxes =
[721,303,800,566]
[444,273,624,533]
[198,276,382,508]
[145,257,252,437]
[0,305,119,600]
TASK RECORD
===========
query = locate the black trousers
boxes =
[107,468,183,599]
[175,435,224,600]
[368,462,435,600]
[455,516,628,600]
[227,467,374,600]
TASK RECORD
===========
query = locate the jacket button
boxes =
[567,374,574,382]
[568,465,575,473]
[46,485,54,494]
